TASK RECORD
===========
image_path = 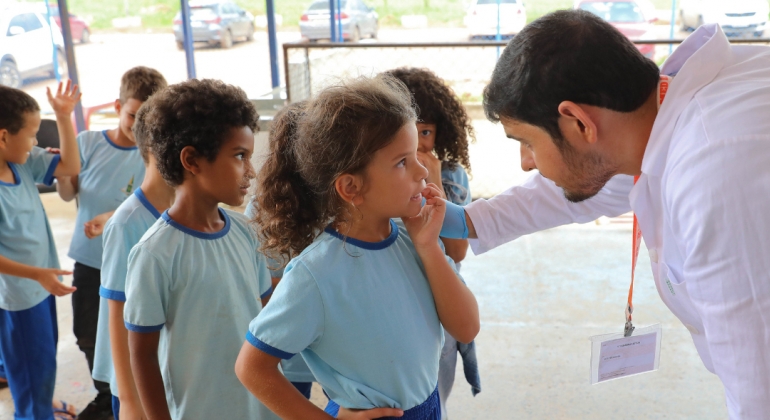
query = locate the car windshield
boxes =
[579,2,645,23]
[476,0,517,4]
[308,1,349,11]
[190,5,218,20]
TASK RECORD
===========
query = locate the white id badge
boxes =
[589,324,662,384]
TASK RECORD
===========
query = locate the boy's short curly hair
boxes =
[385,67,474,172]
[0,86,40,134]
[119,66,168,104]
[131,103,152,163]
[142,79,259,186]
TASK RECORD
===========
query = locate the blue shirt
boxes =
[92,189,160,394]
[68,130,145,269]
[441,163,471,206]
[243,200,316,383]
[123,209,275,419]
[0,147,60,311]
[248,220,461,410]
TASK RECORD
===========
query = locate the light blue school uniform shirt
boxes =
[243,200,316,383]
[123,209,276,419]
[0,147,60,311]
[248,220,462,410]
[92,188,160,395]
[441,163,471,207]
[68,130,145,269]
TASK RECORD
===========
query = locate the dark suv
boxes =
[173,1,255,49]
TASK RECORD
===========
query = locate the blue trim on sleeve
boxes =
[245,332,295,359]
[161,208,231,240]
[42,154,61,186]
[260,286,273,299]
[99,285,126,302]
[102,130,138,151]
[324,219,398,250]
[134,188,162,219]
[0,163,20,186]
[124,321,164,333]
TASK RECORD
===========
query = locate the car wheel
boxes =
[350,26,361,43]
[0,60,21,88]
[246,24,255,41]
[176,40,185,50]
[220,29,233,48]
[80,28,90,44]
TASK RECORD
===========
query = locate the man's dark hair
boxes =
[0,86,40,134]
[142,79,259,186]
[483,9,660,148]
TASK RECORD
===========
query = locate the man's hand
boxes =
[33,268,76,296]
[46,80,81,117]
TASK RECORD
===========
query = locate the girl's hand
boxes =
[402,183,446,250]
[46,80,82,117]
[416,151,443,189]
[34,268,76,296]
[337,407,403,419]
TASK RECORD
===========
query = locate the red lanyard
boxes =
[625,75,671,337]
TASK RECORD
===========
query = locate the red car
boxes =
[575,0,657,60]
[47,4,91,43]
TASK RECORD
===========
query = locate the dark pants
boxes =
[72,262,112,402]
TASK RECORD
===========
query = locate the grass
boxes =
[26,0,686,31]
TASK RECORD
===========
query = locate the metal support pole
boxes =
[669,0,677,56]
[180,0,197,79]
[329,0,337,43]
[45,2,61,83]
[496,0,501,58]
[56,0,85,132]
[336,0,343,42]
[266,0,280,89]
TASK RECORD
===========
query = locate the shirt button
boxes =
[685,324,700,335]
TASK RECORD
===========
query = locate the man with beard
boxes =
[440,9,770,419]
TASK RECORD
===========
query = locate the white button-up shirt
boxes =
[466,24,770,419]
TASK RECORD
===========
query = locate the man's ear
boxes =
[334,173,364,206]
[557,101,598,146]
[179,145,201,177]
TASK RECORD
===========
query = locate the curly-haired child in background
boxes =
[386,67,480,420]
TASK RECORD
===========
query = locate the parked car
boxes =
[173,0,255,49]
[46,4,91,43]
[576,0,657,60]
[679,0,768,37]
[299,0,378,42]
[464,0,527,40]
[0,3,66,88]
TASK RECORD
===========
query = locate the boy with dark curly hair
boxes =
[55,66,167,420]
[386,67,480,420]
[122,79,277,420]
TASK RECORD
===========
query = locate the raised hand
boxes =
[337,406,404,419]
[46,80,82,116]
[401,183,446,249]
[34,268,77,296]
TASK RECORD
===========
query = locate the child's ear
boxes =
[179,145,201,176]
[334,174,364,206]
[114,99,122,115]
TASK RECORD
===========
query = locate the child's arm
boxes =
[129,331,171,420]
[441,238,469,264]
[0,255,76,296]
[110,300,145,419]
[235,344,404,420]
[404,184,480,344]
[46,81,81,178]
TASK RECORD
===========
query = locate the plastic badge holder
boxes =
[589,323,662,385]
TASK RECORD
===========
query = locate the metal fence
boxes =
[282,38,770,198]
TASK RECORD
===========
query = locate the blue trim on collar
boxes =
[134,188,162,219]
[245,332,294,359]
[260,286,273,299]
[124,321,164,333]
[324,219,399,250]
[0,163,20,186]
[42,154,61,186]
[102,130,137,151]
[99,285,126,302]
[161,208,231,240]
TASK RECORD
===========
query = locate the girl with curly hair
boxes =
[386,67,480,420]
[236,75,479,420]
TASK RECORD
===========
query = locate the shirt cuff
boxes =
[99,285,126,302]
[124,321,164,333]
[42,154,61,186]
[245,332,294,359]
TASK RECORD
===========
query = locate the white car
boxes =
[465,0,527,40]
[0,3,66,88]
[679,0,769,37]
